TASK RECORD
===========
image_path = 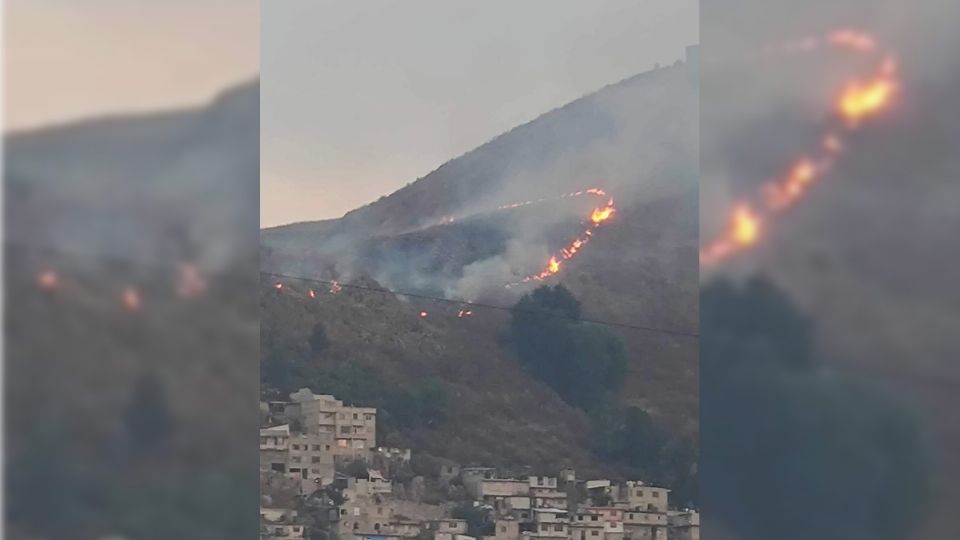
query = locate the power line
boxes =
[260,270,699,339]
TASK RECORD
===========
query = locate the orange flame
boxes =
[838,76,896,125]
[732,205,761,246]
[512,192,617,284]
[590,205,616,224]
[702,29,900,268]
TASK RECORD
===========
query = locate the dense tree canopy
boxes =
[508,285,626,411]
[700,277,930,540]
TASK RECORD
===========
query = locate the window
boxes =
[591,531,600,537]
[313,444,322,451]
[326,445,331,451]
[353,413,359,419]
[311,468,319,474]
[636,489,643,497]
[591,516,599,522]
[292,457,301,463]
[652,491,660,498]
[554,524,563,532]
[501,526,507,533]
[292,444,300,450]
[312,456,321,463]
[340,426,351,434]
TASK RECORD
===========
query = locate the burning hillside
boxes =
[701,29,900,267]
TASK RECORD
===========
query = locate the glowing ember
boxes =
[308,289,316,299]
[329,281,342,294]
[36,269,59,290]
[838,76,896,125]
[822,134,843,153]
[508,189,617,285]
[457,309,473,318]
[419,311,428,318]
[590,204,616,224]
[828,29,877,52]
[732,205,761,246]
[274,282,284,290]
[121,286,142,311]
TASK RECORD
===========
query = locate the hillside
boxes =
[262,54,700,473]
[4,82,260,539]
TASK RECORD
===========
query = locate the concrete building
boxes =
[260,425,291,473]
[489,518,519,540]
[431,518,468,536]
[337,492,446,539]
[623,510,668,540]
[260,425,336,492]
[433,518,470,540]
[479,478,531,512]
[481,479,530,498]
[283,388,377,458]
[527,477,558,490]
[569,515,604,540]
[462,467,497,499]
[618,482,669,513]
[260,507,306,540]
[602,521,625,540]
[667,511,699,540]
[530,488,566,510]
[522,509,568,540]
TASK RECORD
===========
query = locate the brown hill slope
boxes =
[262,55,700,468]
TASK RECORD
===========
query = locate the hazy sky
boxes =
[262,1,698,227]
[4,0,259,131]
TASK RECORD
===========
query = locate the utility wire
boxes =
[260,270,699,339]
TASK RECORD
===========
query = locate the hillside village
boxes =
[260,389,699,540]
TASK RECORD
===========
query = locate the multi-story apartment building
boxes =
[622,510,668,540]
[666,511,699,540]
[618,482,669,513]
[280,388,377,458]
[259,424,336,492]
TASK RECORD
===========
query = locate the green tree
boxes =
[701,277,930,540]
[507,285,625,411]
